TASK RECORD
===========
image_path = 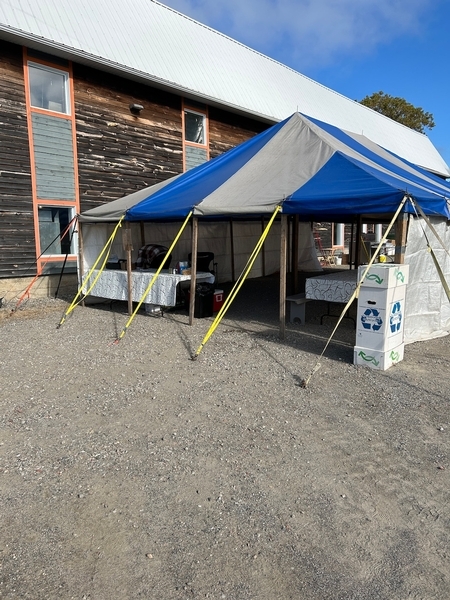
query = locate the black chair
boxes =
[137,244,172,269]
[188,252,217,280]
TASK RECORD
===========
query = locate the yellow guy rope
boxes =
[58,215,125,328]
[301,195,408,388]
[193,205,282,359]
[115,211,193,343]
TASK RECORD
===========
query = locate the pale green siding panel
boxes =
[31,113,76,200]
[185,145,207,171]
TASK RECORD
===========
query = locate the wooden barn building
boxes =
[0,0,449,300]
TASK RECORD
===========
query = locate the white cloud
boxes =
[160,0,436,69]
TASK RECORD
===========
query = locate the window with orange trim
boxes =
[24,50,80,274]
[183,103,209,171]
[28,61,70,114]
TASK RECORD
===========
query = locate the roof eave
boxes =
[0,25,277,126]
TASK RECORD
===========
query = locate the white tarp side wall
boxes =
[81,221,321,284]
[298,223,322,271]
[81,223,112,268]
[404,217,450,343]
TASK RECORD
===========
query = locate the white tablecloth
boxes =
[83,269,215,306]
[305,270,357,303]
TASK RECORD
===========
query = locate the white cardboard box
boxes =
[353,344,404,370]
[358,264,409,289]
[356,285,406,351]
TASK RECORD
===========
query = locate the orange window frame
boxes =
[182,102,209,171]
[23,49,80,273]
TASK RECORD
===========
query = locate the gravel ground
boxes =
[1,276,449,600]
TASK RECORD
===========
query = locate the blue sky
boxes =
[162,0,449,169]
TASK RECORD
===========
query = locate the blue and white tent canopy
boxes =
[79,113,450,223]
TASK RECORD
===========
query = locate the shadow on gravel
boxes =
[79,272,358,363]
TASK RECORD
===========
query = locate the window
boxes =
[28,62,69,114]
[184,109,206,144]
[24,51,79,276]
[38,206,75,255]
[183,105,209,171]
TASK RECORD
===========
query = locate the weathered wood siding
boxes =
[73,66,267,213]
[32,113,76,200]
[0,46,270,281]
[0,41,35,278]
[74,65,184,212]
[209,107,267,158]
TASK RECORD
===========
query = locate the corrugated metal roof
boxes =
[1,0,449,176]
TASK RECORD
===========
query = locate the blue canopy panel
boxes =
[283,153,408,217]
[305,114,450,213]
[125,116,289,221]
[283,151,450,219]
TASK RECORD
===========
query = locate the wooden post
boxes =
[229,219,236,282]
[355,216,362,267]
[292,214,299,293]
[78,220,85,307]
[279,213,288,340]
[189,217,199,325]
[123,222,134,315]
[261,217,266,277]
[287,216,291,274]
[395,212,408,264]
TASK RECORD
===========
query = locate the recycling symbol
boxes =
[361,308,383,331]
[390,301,402,333]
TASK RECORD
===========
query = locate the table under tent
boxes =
[76,112,450,347]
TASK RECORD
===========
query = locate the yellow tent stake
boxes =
[194,206,281,358]
[58,215,125,327]
[301,195,408,388]
[116,211,193,342]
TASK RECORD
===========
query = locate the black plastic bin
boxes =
[187,282,214,318]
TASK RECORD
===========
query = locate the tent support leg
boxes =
[126,252,133,315]
[261,217,266,277]
[355,216,362,267]
[395,212,408,264]
[78,221,85,307]
[229,219,235,282]
[279,214,288,340]
[189,217,199,325]
[292,215,299,293]
[349,222,355,269]
[124,222,133,315]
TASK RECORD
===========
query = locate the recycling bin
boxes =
[354,264,409,370]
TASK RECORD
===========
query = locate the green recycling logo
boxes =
[366,274,384,285]
[389,350,400,362]
[395,269,405,283]
[357,351,380,366]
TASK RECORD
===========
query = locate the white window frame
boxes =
[184,108,207,145]
[37,205,77,256]
[28,61,70,115]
